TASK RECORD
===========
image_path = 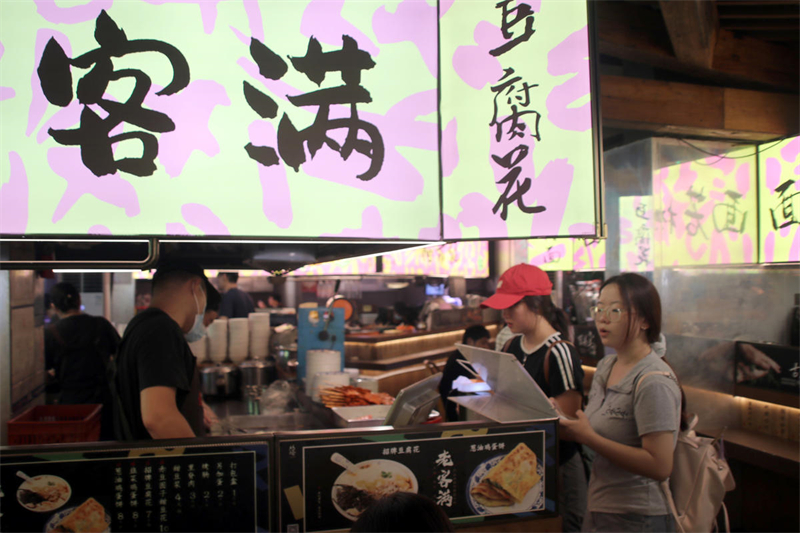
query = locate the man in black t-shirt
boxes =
[115,260,209,440]
[217,272,255,318]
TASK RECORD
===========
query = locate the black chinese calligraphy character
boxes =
[37,10,189,177]
[491,144,546,220]
[243,35,384,181]
[635,203,649,220]
[490,68,541,142]
[712,190,748,234]
[684,185,708,239]
[769,179,799,230]
[654,202,677,235]
[490,0,536,57]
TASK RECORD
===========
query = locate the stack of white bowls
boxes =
[228,318,250,363]
[207,317,228,363]
[305,349,342,398]
[188,337,208,362]
[248,312,271,360]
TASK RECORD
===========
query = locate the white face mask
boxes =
[185,286,207,343]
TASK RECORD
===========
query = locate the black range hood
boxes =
[0,238,440,272]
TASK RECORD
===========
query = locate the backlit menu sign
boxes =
[652,147,757,266]
[440,1,600,240]
[0,440,270,532]
[758,136,800,264]
[0,1,601,242]
[276,421,558,532]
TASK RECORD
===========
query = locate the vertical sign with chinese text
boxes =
[619,196,653,272]
[440,1,599,240]
[759,136,800,264]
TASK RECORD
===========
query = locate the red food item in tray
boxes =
[319,386,395,408]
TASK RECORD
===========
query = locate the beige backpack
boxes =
[636,371,736,533]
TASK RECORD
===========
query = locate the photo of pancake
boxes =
[467,443,544,516]
[46,497,110,533]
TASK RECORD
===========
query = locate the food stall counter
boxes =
[1,418,561,533]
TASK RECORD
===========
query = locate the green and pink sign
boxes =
[0,1,601,241]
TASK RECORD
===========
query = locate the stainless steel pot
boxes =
[239,357,276,391]
[200,363,240,397]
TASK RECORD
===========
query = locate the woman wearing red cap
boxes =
[482,263,587,532]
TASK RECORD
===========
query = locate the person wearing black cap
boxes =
[114,260,209,440]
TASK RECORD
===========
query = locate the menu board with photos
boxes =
[0,440,270,532]
[276,421,558,532]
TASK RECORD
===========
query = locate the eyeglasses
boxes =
[590,306,626,323]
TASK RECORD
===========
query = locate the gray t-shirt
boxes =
[584,350,681,515]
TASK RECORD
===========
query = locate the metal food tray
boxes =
[330,405,392,428]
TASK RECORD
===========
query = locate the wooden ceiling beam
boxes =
[658,0,719,69]
[596,1,799,91]
[600,75,799,141]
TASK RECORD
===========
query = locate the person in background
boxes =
[560,273,681,533]
[350,492,455,532]
[482,263,587,532]
[114,260,208,440]
[267,293,282,308]
[494,323,518,351]
[203,283,221,327]
[438,325,491,422]
[44,282,120,440]
[217,272,255,318]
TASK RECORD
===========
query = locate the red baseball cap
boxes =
[481,264,552,309]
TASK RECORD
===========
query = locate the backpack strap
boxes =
[634,370,673,396]
[543,340,575,387]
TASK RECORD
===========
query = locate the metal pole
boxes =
[103,272,112,321]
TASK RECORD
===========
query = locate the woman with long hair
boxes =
[482,264,587,532]
[561,273,681,532]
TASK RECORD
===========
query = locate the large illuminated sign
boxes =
[0,1,600,242]
[0,1,439,239]
[382,240,489,278]
[652,147,757,266]
[759,136,799,264]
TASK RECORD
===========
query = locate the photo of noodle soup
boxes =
[331,460,418,520]
[16,475,71,513]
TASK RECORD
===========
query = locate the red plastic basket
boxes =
[7,404,102,445]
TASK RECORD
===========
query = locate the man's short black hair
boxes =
[205,283,221,312]
[220,272,239,283]
[462,325,490,345]
[269,293,282,304]
[152,259,210,294]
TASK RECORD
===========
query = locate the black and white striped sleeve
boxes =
[547,341,584,397]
